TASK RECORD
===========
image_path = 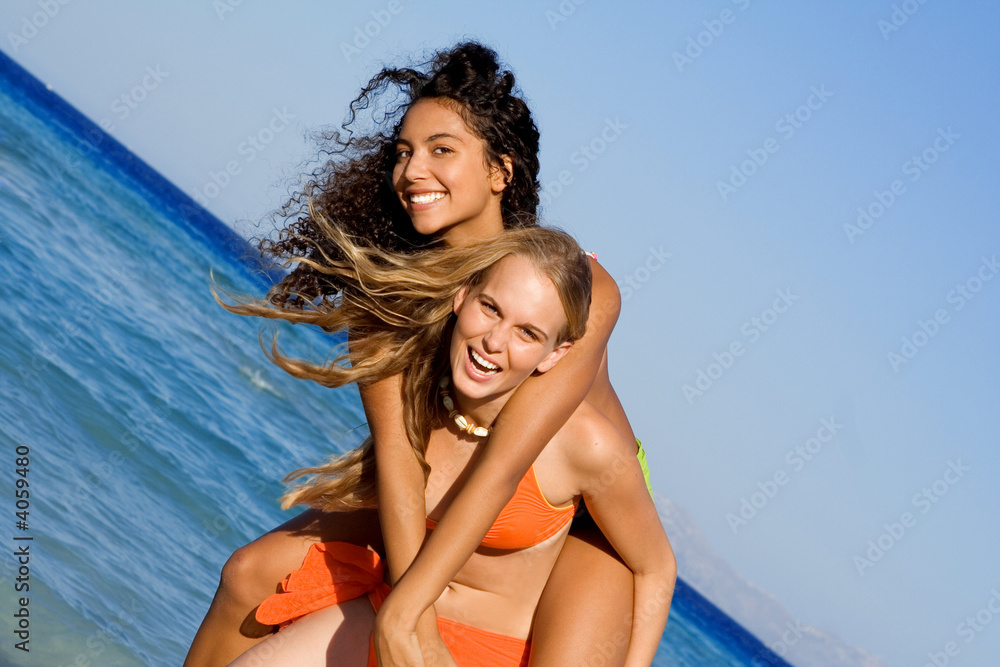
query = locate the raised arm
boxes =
[358,374,456,665]
[572,418,676,667]
[374,260,622,646]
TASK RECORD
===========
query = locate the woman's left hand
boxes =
[374,598,459,667]
[373,607,425,667]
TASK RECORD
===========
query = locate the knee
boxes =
[218,542,275,608]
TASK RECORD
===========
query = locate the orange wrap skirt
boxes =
[256,541,530,667]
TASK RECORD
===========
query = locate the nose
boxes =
[481,322,509,354]
[401,148,429,182]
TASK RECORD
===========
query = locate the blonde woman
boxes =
[222,226,675,666]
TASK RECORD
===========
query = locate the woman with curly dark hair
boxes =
[184,42,664,667]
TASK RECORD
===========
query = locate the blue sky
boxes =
[3,2,999,665]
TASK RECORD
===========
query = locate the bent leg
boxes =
[529,521,633,667]
[227,597,375,667]
[184,508,382,667]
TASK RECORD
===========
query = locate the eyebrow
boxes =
[478,292,550,343]
[396,132,465,146]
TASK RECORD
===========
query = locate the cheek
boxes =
[391,167,405,193]
[509,343,545,372]
[456,308,490,335]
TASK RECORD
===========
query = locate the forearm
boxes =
[624,569,676,667]
[359,375,451,659]
[382,457,521,624]
[374,449,447,652]
[375,443,427,583]
[375,459,450,657]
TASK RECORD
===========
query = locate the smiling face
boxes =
[392,98,510,247]
[448,254,574,422]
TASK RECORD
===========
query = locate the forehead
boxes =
[398,98,477,141]
[475,255,567,333]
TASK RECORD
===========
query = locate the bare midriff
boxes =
[431,523,570,639]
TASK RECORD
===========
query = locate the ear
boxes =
[534,340,573,374]
[490,155,514,194]
[453,284,470,316]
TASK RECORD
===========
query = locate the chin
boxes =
[411,218,447,238]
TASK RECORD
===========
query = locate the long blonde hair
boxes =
[218,214,591,510]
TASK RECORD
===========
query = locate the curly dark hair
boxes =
[261,42,541,309]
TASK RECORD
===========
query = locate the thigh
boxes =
[183,508,383,667]
[528,522,633,667]
[224,507,384,606]
[227,597,375,667]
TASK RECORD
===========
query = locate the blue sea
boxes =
[0,51,791,667]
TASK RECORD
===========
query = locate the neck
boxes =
[453,392,507,432]
[442,376,516,437]
[440,209,505,248]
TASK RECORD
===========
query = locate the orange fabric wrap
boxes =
[255,541,390,627]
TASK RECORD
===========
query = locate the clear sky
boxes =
[4,2,999,665]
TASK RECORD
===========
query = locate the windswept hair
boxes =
[261,41,541,311]
[218,221,591,511]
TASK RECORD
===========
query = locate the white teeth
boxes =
[470,348,499,372]
[409,192,445,204]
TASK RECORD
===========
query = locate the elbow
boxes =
[661,550,678,609]
[665,553,678,590]
[643,546,677,602]
[663,543,678,587]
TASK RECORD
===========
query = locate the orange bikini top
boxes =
[425,465,577,550]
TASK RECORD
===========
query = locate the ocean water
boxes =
[0,52,790,667]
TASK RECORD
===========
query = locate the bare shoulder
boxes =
[554,401,635,479]
[586,255,621,333]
